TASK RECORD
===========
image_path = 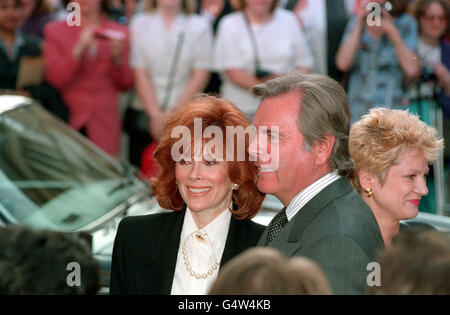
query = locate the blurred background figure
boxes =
[209,247,332,295]
[126,0,212,170]
[20,0,55,38]
[0,225,99,295]
[198,0,227,26]
[198,0,234,95]
[349,108,444,248]
[408,0,450,213]
[336,0,420,123]
[213,0,313,121]
[107,0,140,25]
[0,0,69,122]
[0,0,40,97]
[369,229,450,294]
[408,0,450,125]
[285,0,354,84]
[44,0,133,157]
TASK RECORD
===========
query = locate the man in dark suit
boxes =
[249,71,384,294]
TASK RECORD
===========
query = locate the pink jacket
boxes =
[43,18,133,156]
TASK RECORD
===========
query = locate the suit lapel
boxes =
[152,209,185,294]
[287,177,353,242]
[220,216,249,268]
[267,178,354,256]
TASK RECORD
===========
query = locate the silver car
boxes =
[0,95,164,289]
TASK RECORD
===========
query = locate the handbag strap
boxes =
[242,13,261,72]
[161,31,185,110]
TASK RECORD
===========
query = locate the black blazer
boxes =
[110,209,265,294]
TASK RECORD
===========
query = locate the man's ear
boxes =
[312,133,335,167]
[359,169,375,191]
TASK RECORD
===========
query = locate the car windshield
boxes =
[0,101,147,231]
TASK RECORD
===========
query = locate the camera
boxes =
[255,68,273,79]
[384,1,393,13]
[420,67,437,82]
[383,0,406,17]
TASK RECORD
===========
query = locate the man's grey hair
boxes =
[252,71,353,176]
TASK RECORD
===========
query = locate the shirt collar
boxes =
[181,207,232,260]
[285,170,341,221]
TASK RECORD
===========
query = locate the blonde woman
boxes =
[349,108,444,248]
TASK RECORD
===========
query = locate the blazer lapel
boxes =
[151,209,186,294]
[287,177,353,242]
[220,216,249,268]
[269,178,354,257]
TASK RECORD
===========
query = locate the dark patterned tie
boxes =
[265,208,289,246]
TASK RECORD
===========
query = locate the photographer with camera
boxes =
[44,0,133,157]
[336,0,420,123]
[409,0,450,122]
[213,0,313,121]
[407,0,450,214]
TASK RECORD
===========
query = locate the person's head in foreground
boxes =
[348,108,443,247]
[0,225,99,295]
[209,247,332,295]
[369,229,450,294]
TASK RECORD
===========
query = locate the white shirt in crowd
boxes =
[129,11,213,110]
[213,8,313,119]
[294,0,354,75]
[170,208,232,295]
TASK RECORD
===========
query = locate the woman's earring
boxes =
[231,183,239,191]
[365,187,373,198]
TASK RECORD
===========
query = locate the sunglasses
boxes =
[422,14,448,24]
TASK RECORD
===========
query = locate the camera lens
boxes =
[385,1,393,12]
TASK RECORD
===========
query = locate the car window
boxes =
[0,104,147,231]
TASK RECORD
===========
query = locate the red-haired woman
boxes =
[110,95,265,295]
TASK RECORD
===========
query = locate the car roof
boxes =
[0,95,33,115]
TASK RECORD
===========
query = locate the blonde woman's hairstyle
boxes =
[142,0,197,14]
[348,108,444,192]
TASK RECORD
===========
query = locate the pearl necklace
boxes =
[182,232,220,279]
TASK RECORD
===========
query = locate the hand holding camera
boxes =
[434,64,450,95]
[255,68,273,79]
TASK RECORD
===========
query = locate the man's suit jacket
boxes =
[110,209,265,294]
[258,177,384,294]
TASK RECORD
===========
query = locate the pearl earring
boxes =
[231,183,239,190]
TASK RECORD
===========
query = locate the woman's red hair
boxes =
[151,95,265,220]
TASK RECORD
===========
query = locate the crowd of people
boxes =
[1,0,449,171]
[0,0,450,295]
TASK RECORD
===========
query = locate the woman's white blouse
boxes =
[170,208,232,295]
[213,8,313,117]
[129,11,213,110]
